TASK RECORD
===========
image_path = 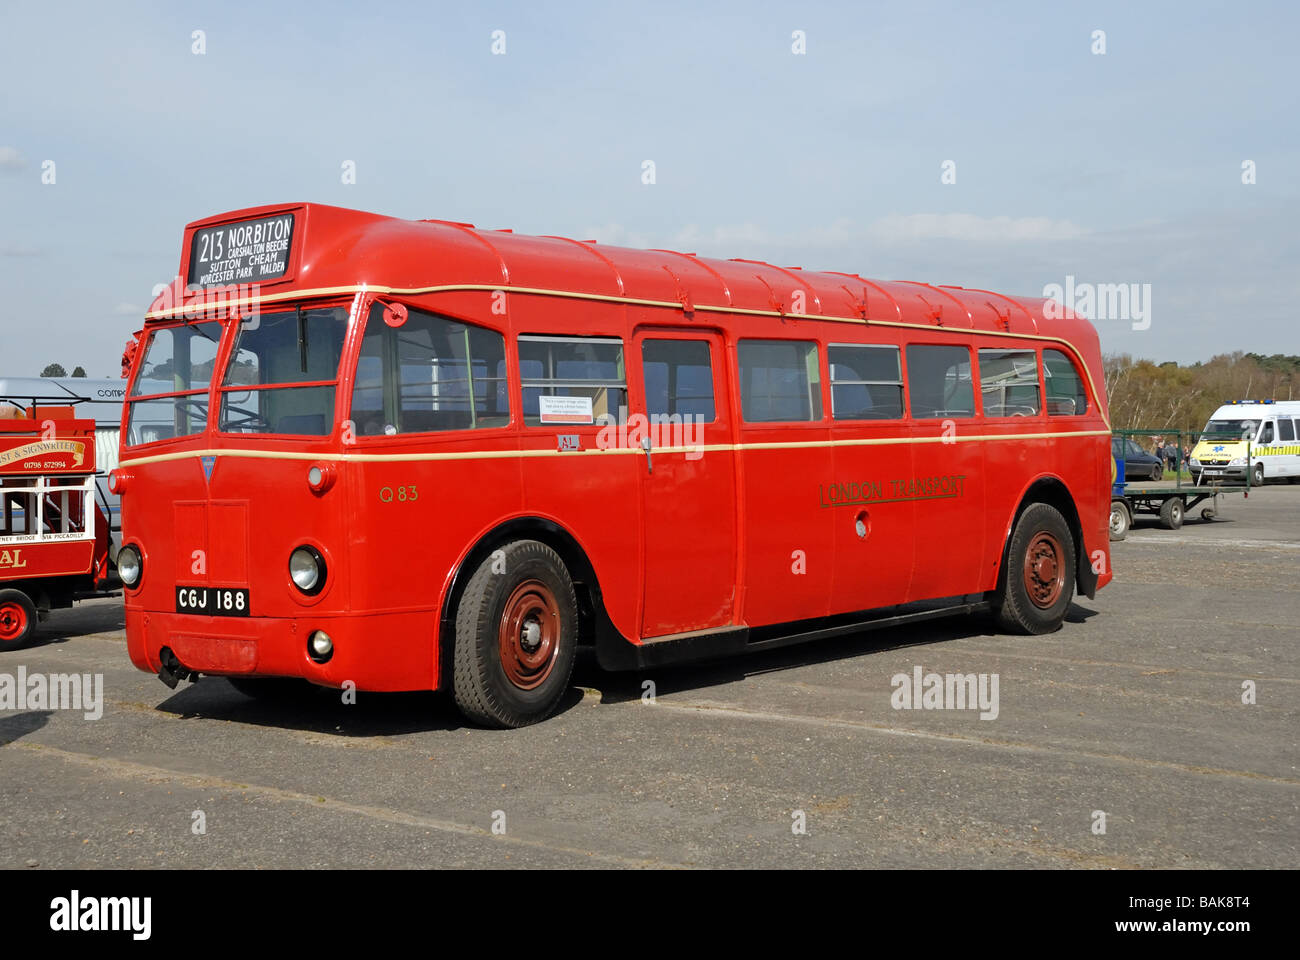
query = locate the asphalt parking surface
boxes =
[2,487,1296,869]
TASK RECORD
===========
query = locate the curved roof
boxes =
[148,203,1096,349]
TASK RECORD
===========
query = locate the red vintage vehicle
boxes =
[0,406,111,648]
[116,203,1112,726]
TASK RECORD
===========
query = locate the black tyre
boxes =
[0,589,37,651]
[1158,497,1184,530]
[452,540,578,728]
[995,503,1076,635]
[1252,462,1265,486]
[1152,464,1164,482]
[1108,500,1131,541]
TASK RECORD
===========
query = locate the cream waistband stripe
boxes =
[118,429,1110,467]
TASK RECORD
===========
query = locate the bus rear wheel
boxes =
[0,589,37,650]
[452,540,578,728]
[994,503,1075,635]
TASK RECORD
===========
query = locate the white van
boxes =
[1190,400,1300,485]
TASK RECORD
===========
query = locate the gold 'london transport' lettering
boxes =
[819,475,967,507]
[0,549,26,569]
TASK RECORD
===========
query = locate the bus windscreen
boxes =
[219,306,349,436]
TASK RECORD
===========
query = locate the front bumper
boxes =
[125,607,439,692]
[1192,464,1247,480]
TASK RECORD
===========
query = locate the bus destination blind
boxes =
[188,213,295,286]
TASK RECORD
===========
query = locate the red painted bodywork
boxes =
[0,408,110,586]
[118,203,1112,691]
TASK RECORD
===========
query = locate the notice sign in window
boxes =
[537,395,594,424]
[188,213,295,286]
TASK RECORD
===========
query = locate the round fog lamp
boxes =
[309,630,334,662]
[117,544,142,587]
[289,546,325,595]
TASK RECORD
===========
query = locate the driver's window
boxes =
[1261,421,1275,444]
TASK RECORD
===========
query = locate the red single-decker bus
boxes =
[116,203,1112,726]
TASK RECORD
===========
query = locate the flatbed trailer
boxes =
[1109,427,1251,540]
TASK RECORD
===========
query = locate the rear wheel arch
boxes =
[995,476,1095,601]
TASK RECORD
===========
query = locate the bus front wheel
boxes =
[994,503,1076,635]
[452,540,578,728]
[0,589,37,650]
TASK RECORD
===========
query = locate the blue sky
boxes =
[2,0,1297,376]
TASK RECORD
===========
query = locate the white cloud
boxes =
[0,146,24,171]
[580,213,1087,257]
[671,222,773,249]
[864,213,1088,242]
[575,223,654,248]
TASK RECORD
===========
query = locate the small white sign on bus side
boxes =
[538,395,594,424]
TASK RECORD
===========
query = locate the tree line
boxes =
[1104,352,1300,433]
[39,364,88,378]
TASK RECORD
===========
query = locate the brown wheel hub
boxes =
[1023,531,1065,609]
[497,579,560,690]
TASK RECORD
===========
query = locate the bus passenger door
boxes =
[634,329,738,638]
[903,343,986,601]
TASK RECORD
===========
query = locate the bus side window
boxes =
[827,344,903,420]
[1043,349,1088,416]
[905,344,974,419]
[518,336,627,426]
[641,340,715,421]
[350,305,509,436]
[978,349,1040,417]
[737,340,822,423]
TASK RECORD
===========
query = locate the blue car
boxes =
[1112,437,1165,482]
